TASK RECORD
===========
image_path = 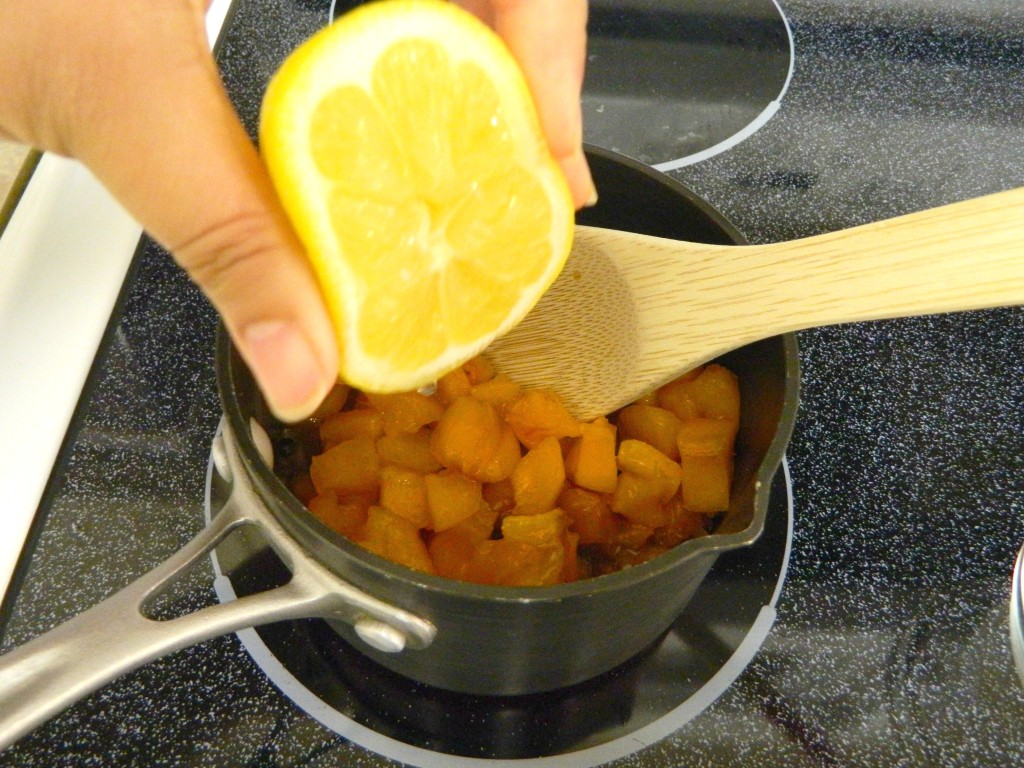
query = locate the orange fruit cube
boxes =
[424,471,483,531]
[431,396,516,481]
[653,494,710,548]
[320,408,384,449]
[470,374,522,411]
[679,454,732,513]
[610,471,672,528]
[657,366,703,420]
[379,466,430,528]
[427,504,499,580]
[501,508,569,547]
[365,391,445,435]
[435,366,473,405]
[307,492,369,537]
[617,439,684,491]
[309,435,380,495]
[461,355,496,385]
[689,364,741,428]
[676,418,736,457]
[354,507,435,574]
[504,388,582,449]
[476,423,522,483]
[615,404,682,461]
[307,381,351,420]
[565,416,618,494]
[510,436,565,514]
[376,429,442,473]
[557,487,616,545]
[462,539,564,586]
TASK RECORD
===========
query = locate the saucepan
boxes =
[0,146,800,750]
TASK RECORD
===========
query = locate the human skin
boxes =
[0,0,593,422]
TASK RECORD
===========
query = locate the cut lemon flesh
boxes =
[260,0,574,393]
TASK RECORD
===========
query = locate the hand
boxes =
[0,0,338,423]
[454,0,597,208]
[0,0,594,425]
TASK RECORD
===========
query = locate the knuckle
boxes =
[172,210,285,294]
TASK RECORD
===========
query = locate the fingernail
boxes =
[242,320,332,423]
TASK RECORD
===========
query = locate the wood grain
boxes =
[487,186,1024,420]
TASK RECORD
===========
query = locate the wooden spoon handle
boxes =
[731,185,1024,328]
[587,185,1024,362]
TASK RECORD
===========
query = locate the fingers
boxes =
[455,0,596,208]
[10,1,339,422]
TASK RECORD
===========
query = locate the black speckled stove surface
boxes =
[2,0,1023,765]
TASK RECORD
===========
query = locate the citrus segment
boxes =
[260,0,574,392]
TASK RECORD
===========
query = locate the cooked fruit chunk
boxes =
[376,429,443,473]
[510,436,565,514]
[309,435,380,495]
[564,416,617,493]
[365,391,445,435]
[354,506,435,574]
[320,408,384,449]
[504,388,582,449]
[615,404,682,461]
[424,471,484,531]
[378,466,430,527]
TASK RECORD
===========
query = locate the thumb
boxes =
[68,8,338,422]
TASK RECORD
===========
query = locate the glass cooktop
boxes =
[2,0,1024,766]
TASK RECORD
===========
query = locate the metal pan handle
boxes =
[0,421,435,751]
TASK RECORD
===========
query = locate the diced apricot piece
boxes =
[376,429,442,473]
[424,472,483,531]
[378,466,430,528]
[608,518,656,550]
[354,507,435,574]
[676,418,736,457]
[307,492,368,537]
[476,423,522,483]
[610,472,672,528]
[462,539,564,586]
[365,391,444,435]
[320,408,384,449]
[615,404,682,461]
[462,355,496,385]
[501,508,569,546]
[689,364,741,428]
[631,390,660,407]
[617,439,684,489]
[565,416,618,493]
[431,396,510,482]
[436,366,473,406]
[657,367,703,420]
[510,436,565,514]
[309,435,379,495]
[557,487,616,544]
[679,454,732,512]
[427,504,499,579]
[470,374,522,410]
[308,382,351,420]
[652,494,710,548]
[504,388,582,449]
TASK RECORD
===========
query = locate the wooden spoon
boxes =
[485,187,1024,421]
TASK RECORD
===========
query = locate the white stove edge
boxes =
[0,0,234,610]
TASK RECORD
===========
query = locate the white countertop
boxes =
[0,0,234,608]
